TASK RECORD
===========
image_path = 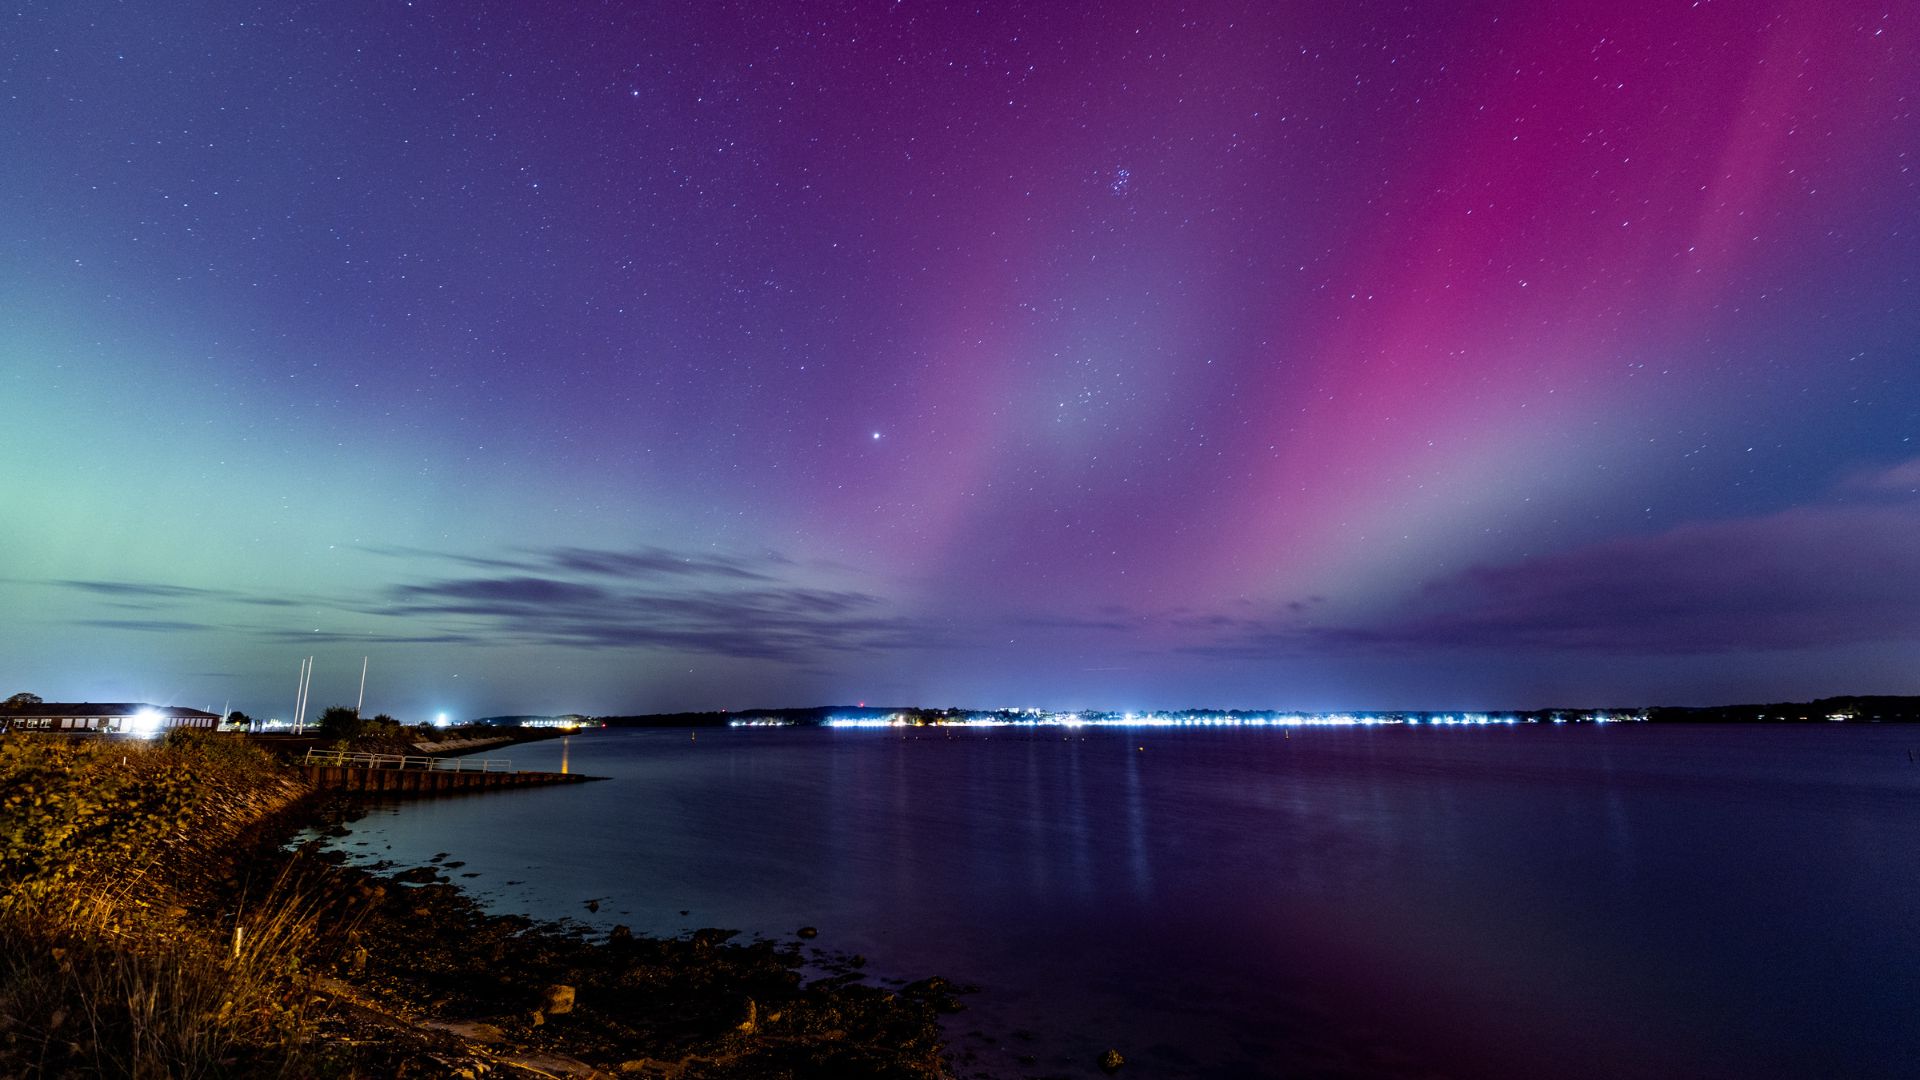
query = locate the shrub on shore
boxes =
[0,732,348,1077]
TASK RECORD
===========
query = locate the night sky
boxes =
[3,1,1915,721]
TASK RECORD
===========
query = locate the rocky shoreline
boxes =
[281,804,969,1078]
[0,733,974,1079]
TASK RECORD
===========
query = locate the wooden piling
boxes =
[298,765,602,795]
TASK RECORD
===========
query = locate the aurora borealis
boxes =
[3,1,1915,720]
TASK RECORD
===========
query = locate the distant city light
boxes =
[435,712,450,728]
[805,709,1647,731]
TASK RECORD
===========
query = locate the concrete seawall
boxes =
[299,765,602,795]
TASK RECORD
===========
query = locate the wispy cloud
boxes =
[33,542,946,665]
[259,629,486,645]
[1843,456,1920,496]
[377,575,932,661]
[45,491,1920,671]
[1184,501,1920,658]
[76,618,219,633]
[390,577,612,608]
[57,580,228,600]
[50,580,301,608]
[357,544,534,572]
[362,543,785,582]
[541,546,775,581]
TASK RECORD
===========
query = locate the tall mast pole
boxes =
[356,656,368,717]
[297,656,313,733]
[293,658,306,732]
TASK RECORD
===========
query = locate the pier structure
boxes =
[298,748,600,794]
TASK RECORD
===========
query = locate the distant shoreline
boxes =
[572,694,1920,729]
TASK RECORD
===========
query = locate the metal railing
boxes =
[302,748,512,772]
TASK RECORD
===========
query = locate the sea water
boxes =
[319,724,1920,1078]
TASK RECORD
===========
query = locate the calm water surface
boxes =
[322,725,1920,1078]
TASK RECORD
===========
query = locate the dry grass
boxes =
[0,732,358,1078]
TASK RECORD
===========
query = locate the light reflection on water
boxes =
[324,724,1920,1079]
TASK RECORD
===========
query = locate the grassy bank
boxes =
[1,732,958,1079]
[0,731,336,1077]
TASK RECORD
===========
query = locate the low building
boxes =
[4,703,221,735]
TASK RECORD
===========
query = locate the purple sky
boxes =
[2,1,1915,720]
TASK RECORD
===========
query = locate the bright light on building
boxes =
[126,709,165,738]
